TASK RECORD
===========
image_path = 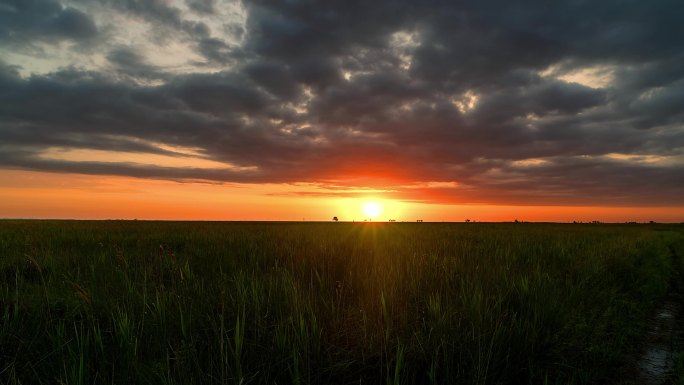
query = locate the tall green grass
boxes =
[667,231,684,385]
[0,221,681,384]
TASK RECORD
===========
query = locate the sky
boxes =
[1,0,683,222]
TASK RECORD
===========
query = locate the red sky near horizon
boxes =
[1,1,683,221]
[2,169,683,223]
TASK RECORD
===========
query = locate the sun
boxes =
[362,201,382,219]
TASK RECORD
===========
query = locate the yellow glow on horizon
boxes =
[331,197,406,222]
[362,201,382,219]
[1,169,683,223]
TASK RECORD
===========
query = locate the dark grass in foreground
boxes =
[1,221,683,385]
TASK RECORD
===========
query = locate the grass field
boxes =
[1,221,683,384]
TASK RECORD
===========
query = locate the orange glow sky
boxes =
[2,169,682,222]
[1,1,683,222]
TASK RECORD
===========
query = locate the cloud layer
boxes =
[1,0,683,205]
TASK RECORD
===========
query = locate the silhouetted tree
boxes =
[332,216,338,222]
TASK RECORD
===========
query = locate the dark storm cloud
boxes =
[82,0,219,63]
[106,47,167,81]
[1,0,684,206]
[187,0,215,14]
[0,60,20,79]
[243,0,412,61]
[197,37,233,63]
[0,0,98,45]
[96,0,184,29]
[244,60,300,100]
[114,0,210,38]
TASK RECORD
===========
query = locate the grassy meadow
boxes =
[1,220,683,385]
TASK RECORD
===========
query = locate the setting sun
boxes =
[362,201,383,219]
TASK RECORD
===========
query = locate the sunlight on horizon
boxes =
[1,170,683,223]
[362,201,382,220]
[334,198,407,222]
